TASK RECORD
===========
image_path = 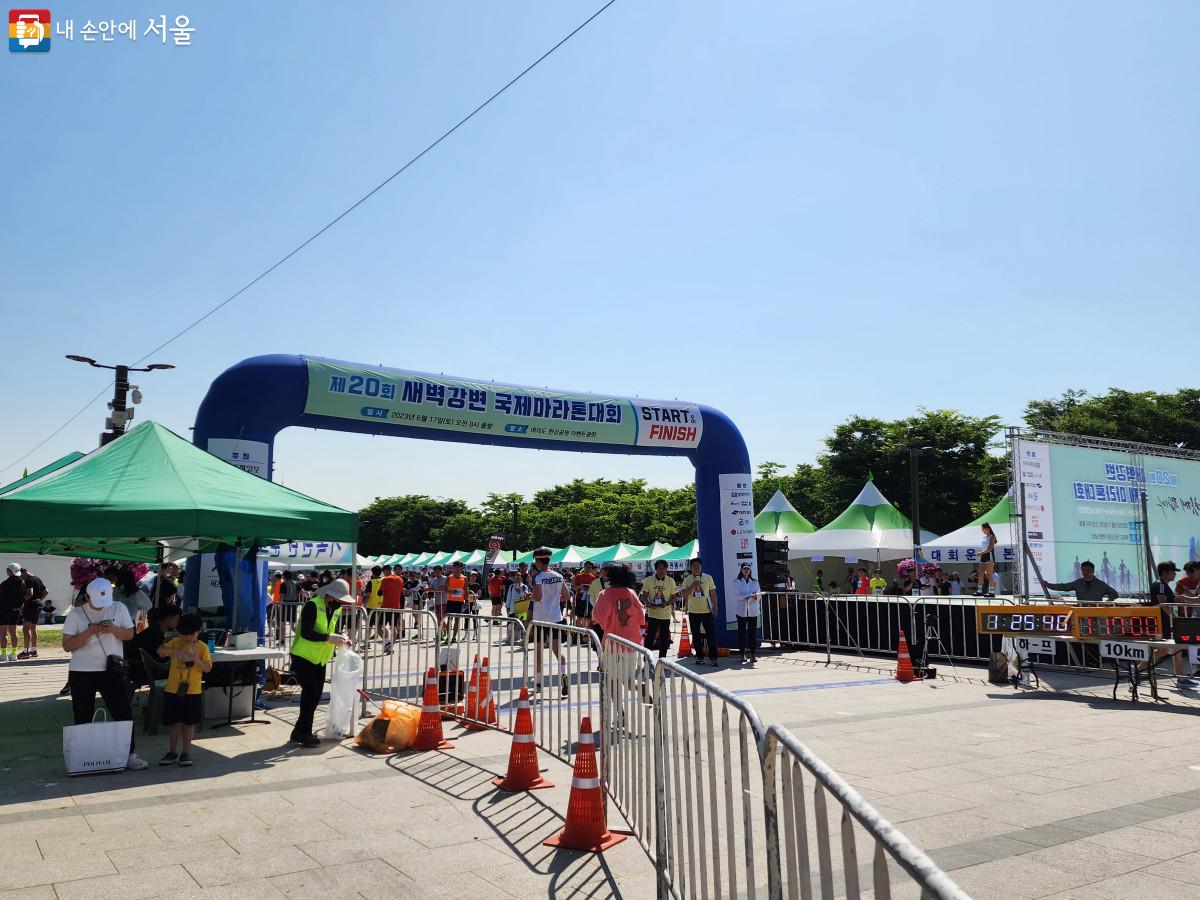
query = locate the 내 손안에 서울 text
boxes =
[9,10,196,48]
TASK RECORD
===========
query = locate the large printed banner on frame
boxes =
[1017,439,1200,594]
[304,360,704,451]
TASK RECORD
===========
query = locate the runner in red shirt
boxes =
[378,567,407,652]
[487,571,506,616]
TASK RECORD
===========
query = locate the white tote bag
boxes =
[63,709,131,776]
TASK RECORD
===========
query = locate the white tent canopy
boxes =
[789,480,937,562]
[923,494,1015,564]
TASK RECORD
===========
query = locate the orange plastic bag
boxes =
[355,702,421,753]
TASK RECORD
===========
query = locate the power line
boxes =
[0,382,112,476]
[3,0,618,476]
[133,0,617,365]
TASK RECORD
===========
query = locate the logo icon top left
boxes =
[9,9,51,52]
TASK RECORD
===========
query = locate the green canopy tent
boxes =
[514,548,559,564]
[550,545,604,566]
[585,543,647,564]
[0,421,356,561]
[0,421,357,640]
[623,541,677,564]
[396,552,419,567]
[657,540,699,569]
[0,452,85,497]
[410,551,435,568]
[755,489,816,540]
[788,479,937,562]
[426,550,453,567]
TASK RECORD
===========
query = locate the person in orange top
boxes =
[443,561,469,642]
[377,566,407,653]
[487,570,506,617]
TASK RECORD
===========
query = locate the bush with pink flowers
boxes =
[69,557,149,591]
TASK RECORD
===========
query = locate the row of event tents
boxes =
[370,477,1013,571]
[755,480,1013,562]
[368,539,701,570]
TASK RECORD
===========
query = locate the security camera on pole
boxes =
[66,355,175,446]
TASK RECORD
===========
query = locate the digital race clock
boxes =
[976,606,1163,640]
[977,607,1073,635]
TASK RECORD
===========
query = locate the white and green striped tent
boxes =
[755,489,816,541]
[789,479,937,562]
[623,541,677,563]
[550,545,605,566]
[585,543,646,564]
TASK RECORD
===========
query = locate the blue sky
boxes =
[4,1,1198,510]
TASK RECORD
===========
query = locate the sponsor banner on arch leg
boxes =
[302,359,702,450]
[719,472,757,626]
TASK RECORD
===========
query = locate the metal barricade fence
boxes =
[440,612,527,734]
[526,620,603,768]
[654,657,768,900]
[265,601,304,656]
[357,607,440,716]
[762,724,969,900]
[600,635,658,858]
[761,593,1004,664]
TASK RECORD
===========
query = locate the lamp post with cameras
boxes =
[66,355,175,446]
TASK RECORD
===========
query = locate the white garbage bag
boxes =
[323,648,363,739]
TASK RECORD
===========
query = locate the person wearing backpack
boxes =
[18,566,46,660]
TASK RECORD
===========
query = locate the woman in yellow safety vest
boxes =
[289,578,353,747]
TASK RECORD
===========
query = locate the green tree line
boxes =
[357,389,1200,554]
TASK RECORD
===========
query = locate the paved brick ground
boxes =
[4,645,1200,898]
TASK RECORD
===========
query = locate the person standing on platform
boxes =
[288,578,352,747]
[681,558,719,666]
[640,560,677,659]
[975,524,998,597]
[812,570,824,593]
[733,562,761,664]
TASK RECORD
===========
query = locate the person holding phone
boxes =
[60,578,148,770]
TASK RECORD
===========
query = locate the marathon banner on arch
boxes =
[303,359,703,450]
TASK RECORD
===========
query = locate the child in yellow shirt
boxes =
[157,613,212,767]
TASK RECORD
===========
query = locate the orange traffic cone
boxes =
[676,618,692,658]
[413,667,455,750]
[467,656,500,731]
[492,687,554,791]
[464,654,480,719]
[543,717,628,852]
[896,630,919,683]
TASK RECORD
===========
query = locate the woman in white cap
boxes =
[289,577,353,747]
[60,577,148,769]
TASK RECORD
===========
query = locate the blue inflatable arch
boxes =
[193,354,757,645]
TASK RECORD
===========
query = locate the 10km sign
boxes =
[1099,640,1150,663]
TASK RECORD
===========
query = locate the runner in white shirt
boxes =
[530,549,570,698]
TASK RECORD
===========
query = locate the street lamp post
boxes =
[66,355,175,446]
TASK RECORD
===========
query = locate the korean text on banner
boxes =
[303,360,703,450]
